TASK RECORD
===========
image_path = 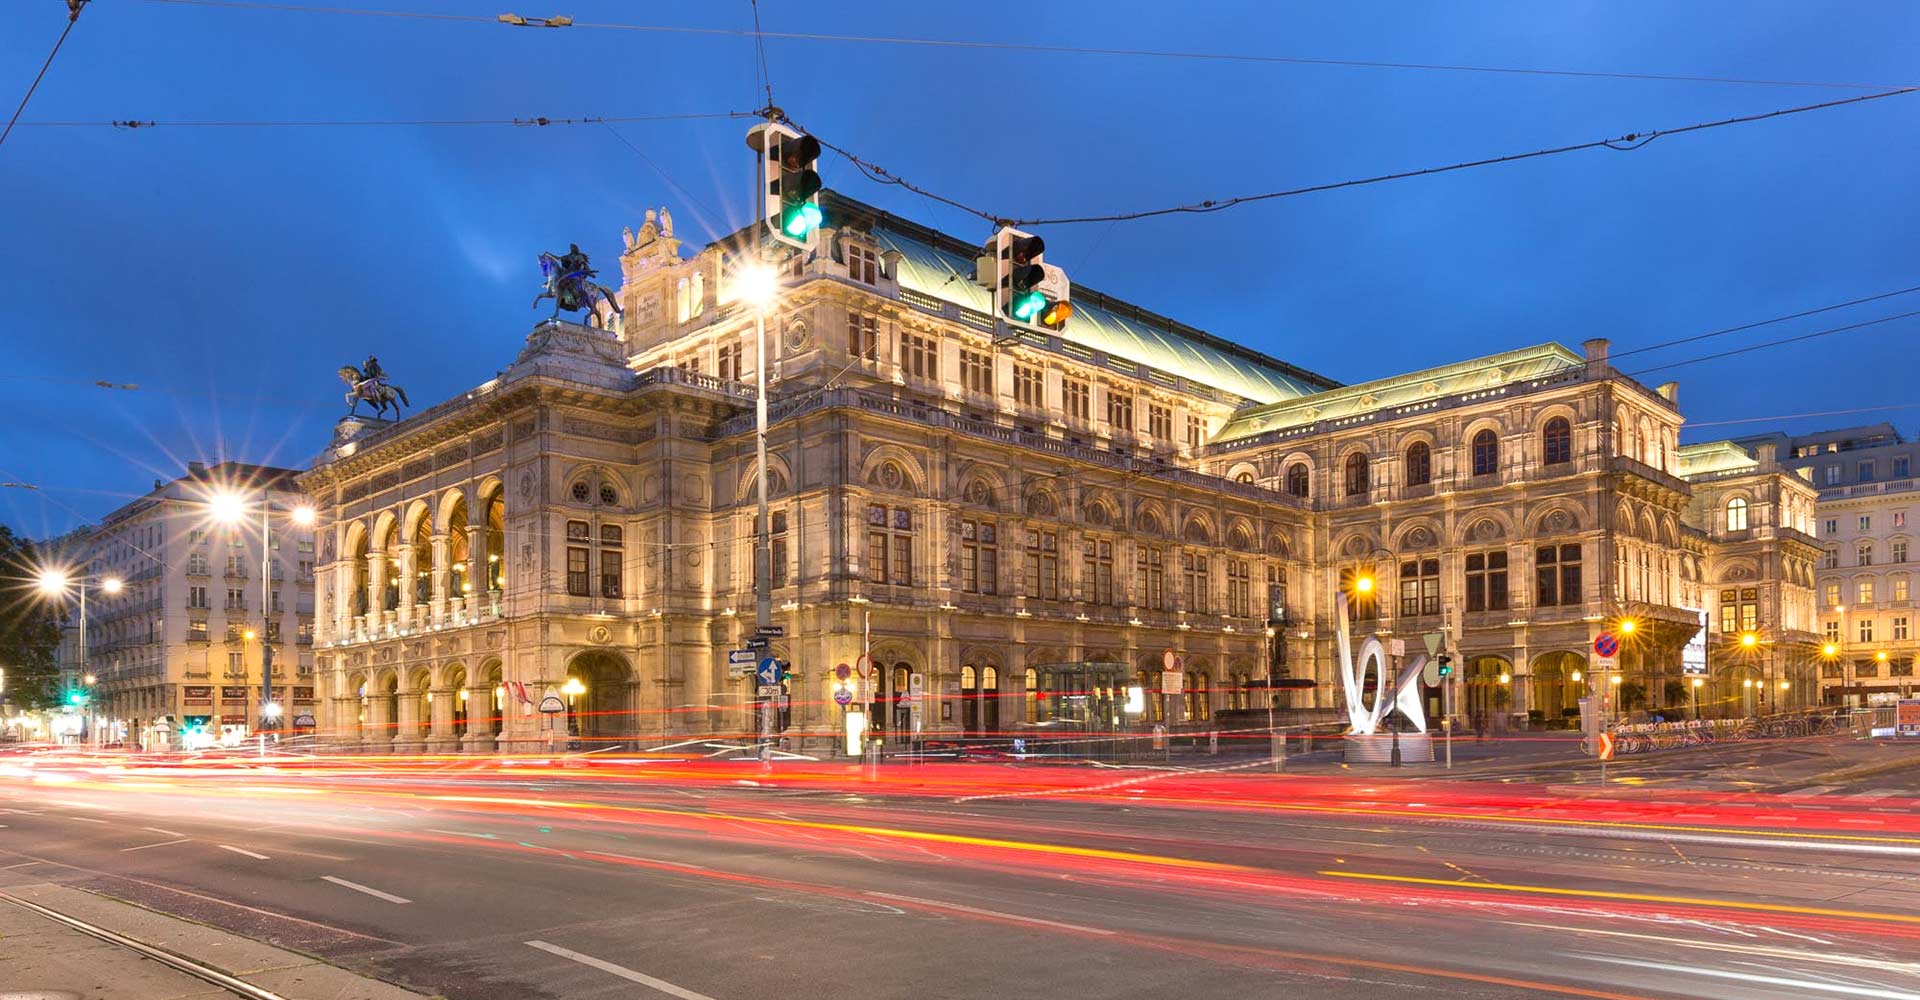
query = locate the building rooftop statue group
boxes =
[55,191,1898,755]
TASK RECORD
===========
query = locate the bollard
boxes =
[1390,726,1402,767]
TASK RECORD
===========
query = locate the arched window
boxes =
[1543,417,1572,466]
[1234,471,1255,485]
[1025,667,1039,723]
[1344,454,1369,497]
[1471,429,1499,477]
[1405,441,1431,486]
[1726,496,1749,531]
[1285,463,1309,498]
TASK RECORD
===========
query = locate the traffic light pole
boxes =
[259,502,273,756]
[751,129,774,763]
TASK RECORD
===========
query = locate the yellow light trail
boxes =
[1321,870,1920,927]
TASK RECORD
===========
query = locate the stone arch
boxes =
[370,509,399,549]
[1613,501,1638,538]
[1181,511,1215,545]
[736,454,795,505]
[1024,485,1060,518]
[1527,502,1585,537]
[1081,489,1120,527]
[1659,514,1680,547]
[1225,461,1260,485]
[563,462,630,507]
[859,445,926,496]
[1638,508,1660,542]
[1718,558,1761,583]
[400,499,432,538]
[1391,518,1443,552]
[1336,445,1371,496]
[1458,510,1513,545]
[1133,500,1169,536]
[1332,530,1380,559]
[1530,650,1585,721]
[1637,415,1658,466]
[1264,530,1291,559]
[564,650,635,746]
[435,487,470,532]
[1225,518,1257,552]
[957,466,1006,510]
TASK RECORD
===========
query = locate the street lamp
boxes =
[1690,675,1704,720]
[34,568,123,744]
[207,488,316,741]
[737,262,784,759]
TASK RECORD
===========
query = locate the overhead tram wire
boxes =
[134,0,1908,92]
[1625,309,1920,378]
[1687,402,1920,429]
[1,0,88,151]
[1604,283,1920,362]
[17,111,753,129]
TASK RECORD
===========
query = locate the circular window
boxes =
[570,481,590,503]
[598,483,618,506]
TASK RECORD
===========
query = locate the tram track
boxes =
[0,888,293,1000]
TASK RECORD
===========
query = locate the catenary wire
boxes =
[1,1,88,150]
[1625,309,1920,377]
[132,0,1910,92]
[1605,284,1920,361]
[1685,403,1920,429]
[16,111,752,128]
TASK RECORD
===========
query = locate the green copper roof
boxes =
[1677,440,1759,477]
[1213,342,1586,443]
[829,193,1337,405]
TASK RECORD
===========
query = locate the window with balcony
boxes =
[847,312,878,361]
[1825,581,1841,607]
[1013,363,1042,407]
[187,554,208,576]
[1535,544,1583,607]
[225,555,246,576]
[1399,558,1440,617]
[1471,430,1499,476]
[716,342,740,382]
[1063,378,1090,423]
[1859,580,1876,605]
[1405,442,1431,487]
[960,349,993,396]
[866,506,913,587]
[1024,529,1059,600]
[1286,464,1309,498]
[224,588,245,610]
[1895,576,1911,602]
[960,519,996,595]
[1465,551,1508,612]
[1726,497,1749,531]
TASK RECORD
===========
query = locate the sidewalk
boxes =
[0,880,431,1000]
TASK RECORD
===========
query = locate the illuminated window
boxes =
[847,313,878,361]
[1725,497,1749,531]
[1399,559,1440,616]
[960,519,996,595]
[1465,551,1508,613]
[846,243,878,285]
[1859,580,1875,605]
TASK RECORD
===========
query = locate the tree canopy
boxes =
[1,525,65,711]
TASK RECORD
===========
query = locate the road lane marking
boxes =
[1321,870,1920,927]
[217,845,270,860]
[864,891,1117,935]
[142,826,185,837]
[120,838,190,852]
[525,940,717,999]
[321,875,409,904]
[1572,953,1920,999]
[61,816,108,824]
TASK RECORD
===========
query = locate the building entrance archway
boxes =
[565,651,634,747]
[1464,655,1511,732]
[1531,651,1585,727]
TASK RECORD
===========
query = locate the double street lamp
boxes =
[35,569,122,743]
[206,489,315,742]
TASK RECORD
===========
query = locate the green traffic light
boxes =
[1010,290,1046,322]
[66,691,86,706]
[781,202,823,239]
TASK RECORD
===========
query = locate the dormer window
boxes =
[847,243,879,285]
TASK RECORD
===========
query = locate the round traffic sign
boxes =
[834,662,852,680]
[1594,633,1619,658]
[833,688,853,706]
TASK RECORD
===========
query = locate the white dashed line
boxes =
[321,875,409,904]
[526,940,718,999]
[120,838,190,852]
[217,845,270,860]
[143,826,186,837]
[62,816,108,824]
[866,891,1116,935]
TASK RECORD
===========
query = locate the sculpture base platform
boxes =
[1342,732,1434,764]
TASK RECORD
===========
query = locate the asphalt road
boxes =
[3,749,1919,1000]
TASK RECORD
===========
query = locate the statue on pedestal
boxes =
[534,243,623,330]
[338,354,410,419]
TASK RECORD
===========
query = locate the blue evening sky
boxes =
[4,0,1917,535]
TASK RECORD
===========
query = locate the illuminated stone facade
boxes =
[302,194,1816,751]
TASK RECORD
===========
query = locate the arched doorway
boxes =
[443,665,469,738]
[1464,655,1511,731]
[1531,651,1585,727]
[565,652,634,747]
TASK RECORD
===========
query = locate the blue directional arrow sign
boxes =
[757,657,781,686]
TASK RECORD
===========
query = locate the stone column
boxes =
[363,694,390,750]
[395,543,417,627]
[467,516,494,616]
[367,550,388,631]
[429,533,449,625]
[463,685,496,753]
[427,687,456,751]
[332,696,360,751]
[394,690,423,753]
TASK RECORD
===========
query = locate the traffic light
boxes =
[1436,654,1453,678]
[977,227,1072,336]
[65,690,88,707]
[748,122,824,249]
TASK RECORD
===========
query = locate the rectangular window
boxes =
[1861,515,1873,531]
[298,538,314,554]
[960,349,994,396]
[899,331,938,380]
[1899,542,1912,564]
[1860,580,1876,605]
[1226,559,1251,617]
[1824,548,1839,569]
[1740,587,1758,632]
[190,528,206,546]
[1013,364,1043,407]
[1826,466,1841,485]
[188,586,208,609]
[1896,457,1911,478]
[1185,415,1204,449]
[1858,460,1876,481]
[1824,619,1840,642]
[1400,559,1440,617]
[1896,576,1911,602]
[1825,581,1841,608]
[1464,551,1508,612]
[1138,547,1165,611]
[225,623,243,644]
[1148,404,1171,442]
[1857,657,1879,678]
[1825,518,1838,536]
[1267,565,1287,622]
[1063,377,1090,423]
[848,313,878,361]
[228,651,243,674]
[1025,529,1059,600]
[864,505,914,586]
[1859,542,1875,566]
[1106,388,1134,433]
[1719,588,1738,633]
[566,546,589,597]
[225,588,245,610]
[1860,619,1874,643]
[1182,552,1209,614]
[226,554,245,576]
[680,355,702,376]
[770,512,789,589]
[1896,616,1911,641]
[960,519,997,595]
[188,553,208,575]
[716,342,739,382]
[1084,539,1114,605]
[846,243,879,285]
[600,524,623,599]
[1897,511,1909,529]
[188,619,209,642]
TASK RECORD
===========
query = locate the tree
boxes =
[1663,679,1689,708]
[0,526,65,710]
[1619,681,1648,713]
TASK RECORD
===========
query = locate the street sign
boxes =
[1162,670,1184,695]
[757,685,781,697]
[1594,633,1620,658]
[292,713,316,728]
[746,636,771,651]
[1423,632,1445,657]
[727,662,754,679]
[908,672,925,701]
[728,649,757,665]
[834,662,852,680]
[757,657,781,685]
[538,693,564,714]
[1592,653,1617,670]
[1421,658,1441,686]
[1596,732,1616,761]
[1898,699,1920,737]
[1162,649,1182,671]
[1389,638,1407,658]
[755,625,786,637]
[833,688,853,706]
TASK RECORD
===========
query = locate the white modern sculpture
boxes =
[1333,592,1429,735]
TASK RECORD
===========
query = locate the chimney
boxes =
[1756,443,1777,469]
[1657,381,1679,404]
[186,461,207,477]
[1582,338,1610,364]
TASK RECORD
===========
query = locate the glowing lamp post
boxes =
[209,488,317,743]
[36,568,123,745]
